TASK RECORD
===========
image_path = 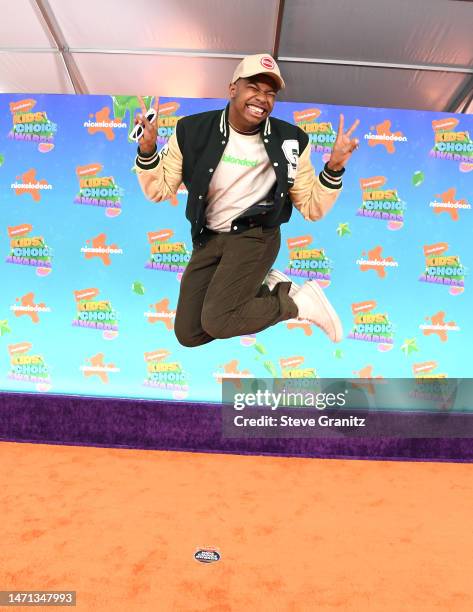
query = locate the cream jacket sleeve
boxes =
[135,131,183,202]
[289,143,343,221]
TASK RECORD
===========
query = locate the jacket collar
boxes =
[220,103,271,139]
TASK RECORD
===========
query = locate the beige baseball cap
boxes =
[231,53,285,90]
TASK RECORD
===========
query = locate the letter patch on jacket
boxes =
[281,139,299,184]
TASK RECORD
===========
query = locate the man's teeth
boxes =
[247,105,264,115]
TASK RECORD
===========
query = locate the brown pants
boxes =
[174,225,299,347]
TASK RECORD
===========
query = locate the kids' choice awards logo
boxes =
[143,349,189,399]
[8,99,56,151]
[7,342,51,392]
[356,245,398,279]
[357,176,405,230]
[145,298,176,330]
[10,292,51,323]
[74,164,123,217]
[429,187,471,221]
[412,361,447,379]
[72,288,119,340]
[364,119,407,154]
[284,235,333,286]
[155,101,184,147]
[429,117,473,170]
[81,233,123,265]
[348,300,395,352]
[293,107,337,158]
[419,243,466,295]
[10,169,53,202]
[146,229,191,277]
[80,353,120,384]
[6,224,52,276]
[280,356,318,379]
[420,310,460,342]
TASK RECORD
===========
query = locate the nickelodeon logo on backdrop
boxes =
[412,361,447,379]
[74,164,123,217]
[420,310,460,342]
[213,359,253,390]
[348,300,395,352]
[357,176,406,230]
[80,353,120,384]
[429,117,473,169]
[280,356,318,379]
[356,245,398,279]
[145,298,176,330]
[364,119,407,154]
[284,235,333,286]
[293,107,337,157]
[81,232,123,265]
[10,168,52,202]
[429,187,471,222]
[72,287,119,340]
[6,224,52,276]
[10,292,51,323]
[156,101,184,147]
[143,349,189,399]
[8,99,56,151]
[84,106,127,141]
[7,342,51,392]
[145,228,191,276]
[419,242,466,296]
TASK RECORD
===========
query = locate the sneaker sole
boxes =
[304,281,343,342]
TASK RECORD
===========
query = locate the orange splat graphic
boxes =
[286,321,313,336]
[15,292,45,323]
[423,311,457,342]
[87,108,118,141]
[359,246,394,278]
[84,233,119,266]
[352,365,383,395]
[433,188,467,221]
[15,169,49,202]
[216,359,251,389]
[147,298,175,330]
[84,353,115,383]
[367,120,404,154]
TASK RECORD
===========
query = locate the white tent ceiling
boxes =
[0,0,472,113]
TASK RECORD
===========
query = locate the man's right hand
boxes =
[135,96,159,154]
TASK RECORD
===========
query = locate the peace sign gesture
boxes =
[134,95,159,154]
[327,114,360,172]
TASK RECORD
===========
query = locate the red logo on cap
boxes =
[261,57,275,70]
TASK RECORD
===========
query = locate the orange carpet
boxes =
[1,441,472,611]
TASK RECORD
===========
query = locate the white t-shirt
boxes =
[205,126,276,232]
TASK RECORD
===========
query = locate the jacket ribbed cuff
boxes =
[135,144,160,170]
[319,162,344,190]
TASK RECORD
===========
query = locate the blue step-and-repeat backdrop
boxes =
[0,93,471,402]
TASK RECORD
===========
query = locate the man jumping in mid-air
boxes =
[134,53,359,347]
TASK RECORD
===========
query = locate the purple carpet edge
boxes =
[1,391,472,462]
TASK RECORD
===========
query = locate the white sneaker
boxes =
[265,269,300,298]
[292,280,343,343]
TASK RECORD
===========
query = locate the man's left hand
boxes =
[327,114,360,171]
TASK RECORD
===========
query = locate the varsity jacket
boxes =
[135,103,345,243]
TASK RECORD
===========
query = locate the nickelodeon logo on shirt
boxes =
[293,107,336,155]
[7,341,51,391]
[146,228,191,274]
[74,164,123,217]
[8,99,56,149]
[419,243,465,295]
[429,117,473,167]
[72,287,119,339]
[143,349,189,399]
[347,300,395,352]
[357,176,405,230]
[284,235,332,286]
[6,224,52,276]
[155,101,184,146]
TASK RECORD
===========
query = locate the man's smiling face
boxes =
[228,74,279,132]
